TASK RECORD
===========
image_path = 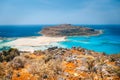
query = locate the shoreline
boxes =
[0,30,103,53]
[4,36,66,52]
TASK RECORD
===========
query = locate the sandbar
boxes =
[5,36,66,52]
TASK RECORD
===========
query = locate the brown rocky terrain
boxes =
[40,24,102,37]
[0,47,120,80]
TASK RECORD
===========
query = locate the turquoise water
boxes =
[60,36,120,54]
[0,25,120,54]
[59,25,120,54]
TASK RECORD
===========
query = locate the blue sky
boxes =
[0,0,120,24]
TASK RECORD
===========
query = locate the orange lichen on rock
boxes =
[63,62,77,75]
[65,62,76,68]
[12,68,38,80]
[70,49,84,55]
[24,53,44,59]
[107,61,115,66]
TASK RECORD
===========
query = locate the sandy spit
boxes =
[5,36,66,52]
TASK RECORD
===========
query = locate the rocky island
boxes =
[40,24,102,37]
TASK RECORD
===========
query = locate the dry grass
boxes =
[28,54,63,80]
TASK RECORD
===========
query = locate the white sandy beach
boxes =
[4,36,66,52]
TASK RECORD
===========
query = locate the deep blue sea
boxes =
[0,25,120,54]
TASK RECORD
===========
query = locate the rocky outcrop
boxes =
[40,24,102,37]
[0,47,120,80]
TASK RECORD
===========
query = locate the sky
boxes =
[0,0,120,25]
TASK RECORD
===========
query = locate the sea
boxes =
[0,25,120,54]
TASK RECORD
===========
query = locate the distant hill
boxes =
[40,24,102,37]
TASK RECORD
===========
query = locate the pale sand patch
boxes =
[5,36,66,52]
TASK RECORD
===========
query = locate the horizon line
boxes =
[0,24,120,26]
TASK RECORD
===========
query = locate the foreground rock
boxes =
[40,24,102,37]
[0,47,120,80]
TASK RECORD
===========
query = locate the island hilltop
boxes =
[40,24,102,37]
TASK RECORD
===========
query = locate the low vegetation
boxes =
[0,47,120,80]
[0,48,20,62]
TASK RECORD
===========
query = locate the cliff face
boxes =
[40,24,101,37]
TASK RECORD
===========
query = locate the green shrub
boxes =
[0,48,20,62]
